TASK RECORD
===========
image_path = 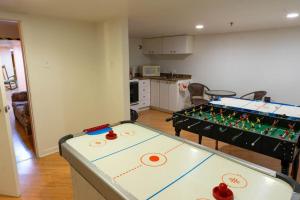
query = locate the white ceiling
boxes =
[0,0,300,37]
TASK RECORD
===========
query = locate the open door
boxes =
[0,63,20,196]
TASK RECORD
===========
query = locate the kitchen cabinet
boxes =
[159,80,170,110]
[150,79,191,112]
[142,38,163,54]
[139,80,150,108]
[150,80,160,107]
[142,36,193,55]
[162,36,193,54]
[168,82,178,111]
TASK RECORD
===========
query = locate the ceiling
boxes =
[0,0,300,37]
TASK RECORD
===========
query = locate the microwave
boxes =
[140,65,160,77]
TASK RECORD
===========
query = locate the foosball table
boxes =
[167,102,300,179]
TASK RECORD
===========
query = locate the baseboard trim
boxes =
[38,146,59,158]
[150,106,173,114]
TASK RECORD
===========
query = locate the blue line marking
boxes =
[87,127,112,135]
[91,134,160,162]
[146,153,215,200]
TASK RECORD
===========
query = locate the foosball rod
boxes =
[232,132,243,142]
[273,142,281,152]
[188,121,202,129]
[175,118,189,125]
[251,136,262,146]
[185,107,203,115]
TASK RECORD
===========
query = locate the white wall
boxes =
[0,11,130,157]
[95,18,130,123]
[129,38,151,75]
[149,27,300,105]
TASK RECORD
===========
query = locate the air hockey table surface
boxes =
[59,121,300,200]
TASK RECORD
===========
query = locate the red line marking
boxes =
[222,173,248,188]
[163,143,185,155]
[113,164,143,180]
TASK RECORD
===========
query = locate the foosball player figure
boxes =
[272,120,279,127]
[199,106,203,115]
[250,122,255,130]
[264,128,270,135]
[281,130,290,139]
[213,183,233,200]
[235,120,240,128]
[288,123,295,131]
[245,115,250,124]
[256,117,261,128]
[227,114,232,120]
[241,121,246,130]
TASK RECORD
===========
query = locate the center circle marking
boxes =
[140,153,167,167]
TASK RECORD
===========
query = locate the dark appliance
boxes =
[130,81,139,105]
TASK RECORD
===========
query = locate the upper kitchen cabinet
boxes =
[142,38,163,54]
[142,35,193,55]
[162,36,193,54]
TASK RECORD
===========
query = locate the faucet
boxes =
[170,71,174,79]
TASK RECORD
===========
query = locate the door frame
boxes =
[0,18,38,156]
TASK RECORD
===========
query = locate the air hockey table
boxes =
[59,121,300,200]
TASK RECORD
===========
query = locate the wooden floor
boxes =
[0,109,298,200]
[6,89,34,162]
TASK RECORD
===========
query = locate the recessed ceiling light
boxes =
[195,24,204,29]
[286,12,299,19]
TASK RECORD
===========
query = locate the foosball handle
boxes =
[166,117,173,122]
[166,115,178,122]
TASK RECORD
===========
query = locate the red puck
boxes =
[213,183,234,200]
[106,130,117,140]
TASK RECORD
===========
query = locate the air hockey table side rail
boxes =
[59,121,300,200]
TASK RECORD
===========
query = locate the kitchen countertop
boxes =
[134,73,192,82]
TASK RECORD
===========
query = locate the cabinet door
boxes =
[139,80,150,107]
[168,82,178,111]
[162,36,193,54]
[150,80,160,107]
[142,38,163,54]
[159,81,169,110]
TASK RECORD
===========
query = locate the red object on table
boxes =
[213,183,234,200]
[106,130,117,140]
[83,124,109,133]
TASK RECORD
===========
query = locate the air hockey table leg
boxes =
[281,160,290,176]
[175,127,181,137]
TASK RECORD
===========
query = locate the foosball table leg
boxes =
[175,127,181,137]
[215,140,219,150]
[198,135,202,144]
[291,149,300,180]
[281,160,290,176]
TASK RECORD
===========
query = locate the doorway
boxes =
[0,20,35,162]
